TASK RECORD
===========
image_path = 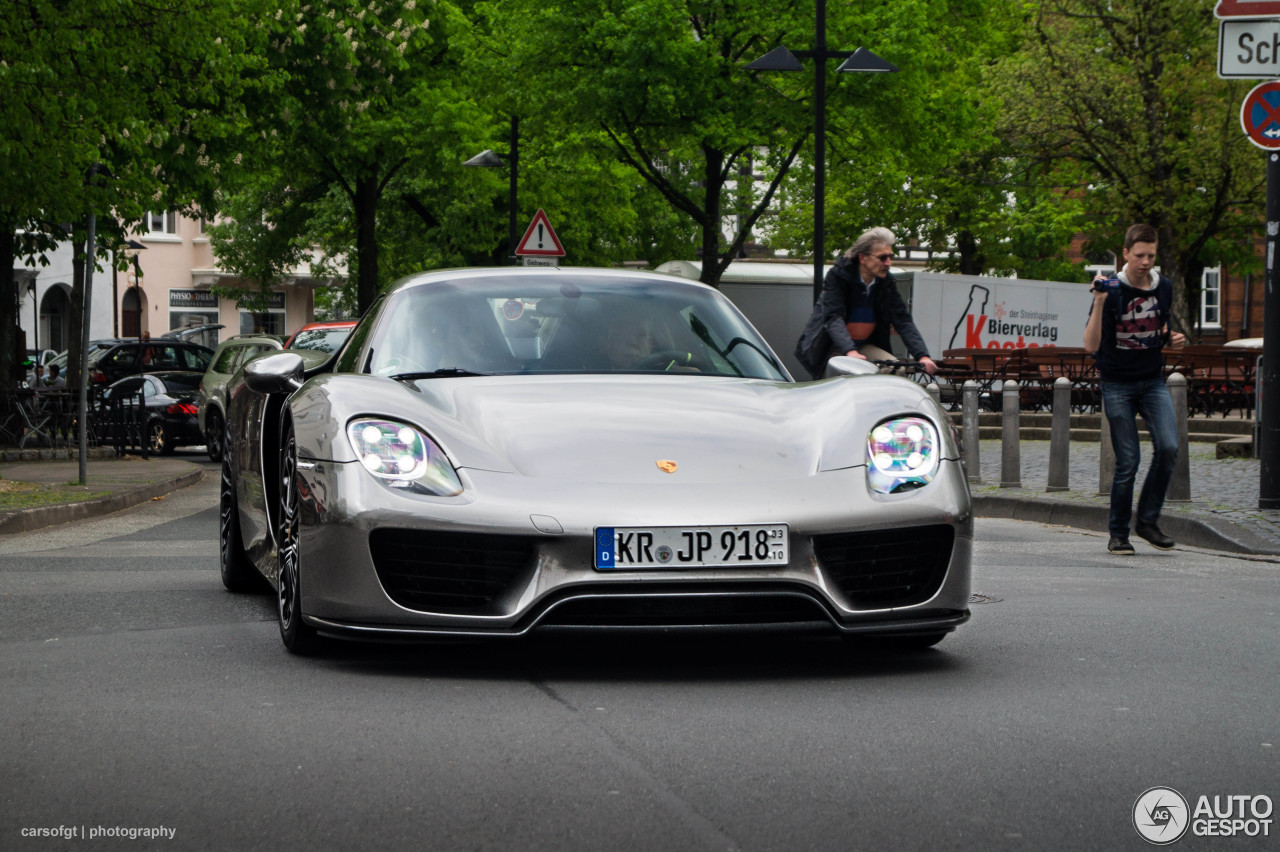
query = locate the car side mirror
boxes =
[824,355,880,378]
[244,352,305,395]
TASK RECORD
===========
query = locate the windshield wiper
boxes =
[390,368,492,380]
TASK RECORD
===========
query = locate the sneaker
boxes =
[1135,523,1175,550]
[1108,536,1135,555]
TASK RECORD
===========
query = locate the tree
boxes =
[988,0,1264,336]
[0,0,264,385]
[762,1,1034,277]
[472,0,812,287]
[214,0,475,316]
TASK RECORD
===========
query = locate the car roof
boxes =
[293,320,357,331]
[216,335,283,348]
[387,266,722,301]
[111,370,204,385]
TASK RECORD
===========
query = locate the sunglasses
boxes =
[870,252,892,262]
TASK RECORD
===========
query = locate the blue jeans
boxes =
[1100,378,1179,538]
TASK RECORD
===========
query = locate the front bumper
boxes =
[293,457,973,639]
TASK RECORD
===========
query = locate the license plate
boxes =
[594,524,789,570]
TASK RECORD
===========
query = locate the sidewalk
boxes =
[0,443,1276,557]
[0,456,205,535]
[971,439,1280,556]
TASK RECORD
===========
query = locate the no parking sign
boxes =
[1241,80,1280,149]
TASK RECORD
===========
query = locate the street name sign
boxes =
[1219,18,1280,78]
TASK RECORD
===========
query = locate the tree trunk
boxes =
[0,225,18,387]
[957,230,985,276]
[697,147,725,289]
[66,237,86,390]
[354,175,380,315]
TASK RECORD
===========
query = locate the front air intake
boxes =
[369,529,536,613]
[812,524,954,608]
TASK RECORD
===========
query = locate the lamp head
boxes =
[463,150,506,168]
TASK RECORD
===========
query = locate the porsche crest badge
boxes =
[656,460,678,474]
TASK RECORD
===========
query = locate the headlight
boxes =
[866,416,939,494]
[346,418,462,496]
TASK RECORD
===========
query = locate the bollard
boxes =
[962,380,980,483]
[1167,372,1190,501]
[926,381,941,409]
[1047,376,1071,492]
[1000,379,1021,488]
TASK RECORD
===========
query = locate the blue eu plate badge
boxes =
[596,527,616,568]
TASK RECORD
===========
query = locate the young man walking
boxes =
[1083,223,1186,555]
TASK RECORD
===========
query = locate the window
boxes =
[1084,250,1117,281]
[238,291,286,337]
[1200,268,1221,329]
[146,211,178,235]
[178,347,212,372]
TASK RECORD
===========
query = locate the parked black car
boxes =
[99,372,205,455]
[88,340,213,386]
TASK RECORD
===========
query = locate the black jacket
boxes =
[794,257,930,379]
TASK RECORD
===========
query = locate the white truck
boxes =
[655,261,1095,378]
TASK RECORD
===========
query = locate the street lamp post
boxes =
[80,164,113,484]
[464,116,519,265]
[746,1,898,303]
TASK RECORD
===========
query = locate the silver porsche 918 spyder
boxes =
[219,267,972,653]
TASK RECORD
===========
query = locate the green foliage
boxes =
[471,0,812,284]
[0,0,266,382]
[988,0,1263,336]
[2,0,1267,352]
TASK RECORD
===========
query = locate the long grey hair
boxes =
[842,227,895,260]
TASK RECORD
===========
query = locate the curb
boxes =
[973,494,1280,557]
[0,467,206,535]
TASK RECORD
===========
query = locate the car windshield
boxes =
[289,326,353,353]
[366,275,788,380]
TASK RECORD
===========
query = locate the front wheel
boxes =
[219,450,258,592]
[277,419,321,655]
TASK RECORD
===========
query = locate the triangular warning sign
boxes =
[514,209,565,257]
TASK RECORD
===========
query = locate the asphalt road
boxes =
[0,457,1276,851]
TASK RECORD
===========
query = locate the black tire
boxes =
[148,420,173,455]
[205,409,224,463]
[278,419,322,655]
[843,631,948,653]
[219,451,259,592]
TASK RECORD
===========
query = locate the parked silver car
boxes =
[198,336,283,461]
[220,267,973,655]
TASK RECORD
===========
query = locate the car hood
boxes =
[299,374,948,481]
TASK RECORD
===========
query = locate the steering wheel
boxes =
[633,349,707,372]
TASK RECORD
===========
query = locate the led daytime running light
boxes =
[866,416,939,494]
[346,418,462,496]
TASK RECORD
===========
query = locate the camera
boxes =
[1091,276,1121,293]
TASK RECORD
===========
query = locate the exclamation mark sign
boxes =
[537,224,544,249]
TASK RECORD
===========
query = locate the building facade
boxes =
[21,211,334,357]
